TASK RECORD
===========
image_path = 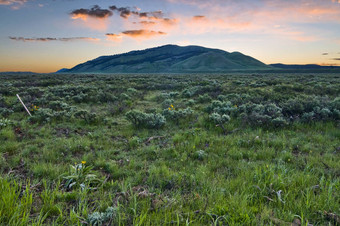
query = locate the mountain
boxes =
[270,63,340,70]
[56,68,70,73]
[61,44,270,73]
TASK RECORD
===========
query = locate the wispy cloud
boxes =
[0,0,26,5]
[332,58,340,60]
[9,36,100,42]
[0,0,27,9]
[322,53,329,55]
[166,0,340,41]
[106,29,166,41]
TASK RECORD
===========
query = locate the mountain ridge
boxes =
[61,44,271,73]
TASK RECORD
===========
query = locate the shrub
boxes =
[72,92,89,103]
[206,100,236,116]
[197,94,212,103]
[163,107,193,124]
[29,108,54,123]
[127,88,138,94]
[48,101,71,111]
[182,87,199,98]
[161,99,174,109]
[209,113,230,125]
[119,93,130,100]
[96,91,117,103]
[0,108,13,117]
[301,112,315,123]
[208,112,231,133]
[73,110,97,123]
[239,103,287,127]
[126,110,166,129]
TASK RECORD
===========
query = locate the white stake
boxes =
[16,94,32,116]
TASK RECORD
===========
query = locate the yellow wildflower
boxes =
[168,107,171,110]
[170,104,174,108]
[81,161,86,164]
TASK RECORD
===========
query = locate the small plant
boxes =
[62,161,102,191]
[194,150,207,160]
[0,118,12,129]
[88,206,118,226]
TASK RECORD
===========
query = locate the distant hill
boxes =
[0,71,38,75]
[270,63,340,70]
[60,44,270,73]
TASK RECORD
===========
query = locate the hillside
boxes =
[61,45,270,73]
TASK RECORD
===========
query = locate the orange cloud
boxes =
[122,29,166,37]
[70,5,113,31]
[72,17,110,31]
[105,33,123,42]
[106,29,166,41]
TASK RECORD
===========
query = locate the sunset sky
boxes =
[1,0,340,73]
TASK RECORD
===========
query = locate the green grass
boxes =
[0,73,339,225]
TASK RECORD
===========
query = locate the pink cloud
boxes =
[0,0,26,5]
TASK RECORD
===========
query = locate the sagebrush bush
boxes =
[162,107,193,124]
[239,103,287,126]
[206,100,237,116]
[126,110,166,129]
[74,110,97,123]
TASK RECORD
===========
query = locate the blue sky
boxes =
[1,0,340,72]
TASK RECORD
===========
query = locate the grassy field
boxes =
[0,73,339,225]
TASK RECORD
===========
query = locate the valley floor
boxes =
[0,73,339,225]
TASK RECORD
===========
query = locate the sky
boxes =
[0,0,340,73]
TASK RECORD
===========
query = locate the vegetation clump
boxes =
[126,110,166,129]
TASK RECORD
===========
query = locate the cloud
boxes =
[0,0,27,9]
[106,29,166,41]
[138,21,156,25]
[332,58,340,60]
[193,15,206,20]
[70,5,113,20]
[109,5,164,20]
[166,0,340,41]
[322,53,329,55]
[108,5,178,27]
[122,29,166,37]
[0,0,26,5]
[109,6,140,19]
[70,5,114,31]
[9,36,100,42]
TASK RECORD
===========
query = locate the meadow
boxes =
[0,73,339,225]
